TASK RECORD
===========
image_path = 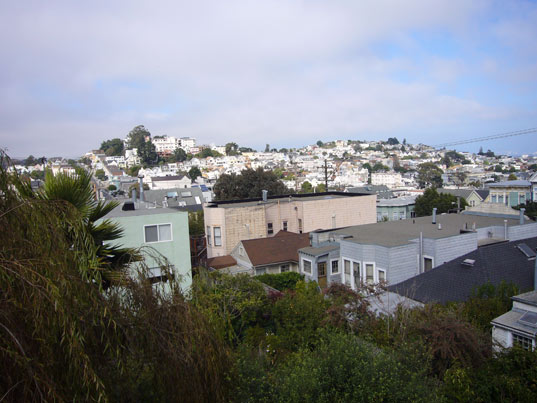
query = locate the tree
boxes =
[508,173,517,181]
[387,137,399,145]
[372,162,389,172]
[417,162,443,189]
[188,210,205,237]
[126,125,151,150]
[453,171,467,187]
[414,188,467,217]
[127,165,141,177]
[264,144,270,152]
[315,183,326,193]
[213,168,290,200]
[316,140,324,147]
[478,146,484,155]
[225,142,239,156]
[172,147,187,162]
[100,138,124,156]
[188,166,202,181]
[107,184,117,191]
[138,140,158,166]
[300,181,313,193]
[95,168,107,181]
[23,154,37,166]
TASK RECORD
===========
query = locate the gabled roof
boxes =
[437,188,475,200]
[389,237,537,304]
[207,255,237,270]
[241,231,310,266]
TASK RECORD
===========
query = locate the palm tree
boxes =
[17,167,139,288]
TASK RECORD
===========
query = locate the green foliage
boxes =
[188,210,205,236]
[30,169,45,180]
[107,184,117,191]
[255,272,304,291]
[195,148,222,158]
[266,331,440,403]
[126,125,150,150]
[213,168,290,200]
[417,162,443,188]
[166,147,187,162]
[508,173,517,180]
[100,138,124,156]
[95,168,107,180]
[138,139,158,166]
[188,166,202,180]
[387,137,399,145]
[372,162,389,172]
[225,142,239,156]
[299,180,313,193]
[127,165,141,177]
[461,281,519,332]
[414,188,467,217]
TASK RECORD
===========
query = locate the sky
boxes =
[1,0,537,158]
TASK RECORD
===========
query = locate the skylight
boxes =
[517,243,536,259]
[519,311,537,328]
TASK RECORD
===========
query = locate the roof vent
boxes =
[461,259,475,267]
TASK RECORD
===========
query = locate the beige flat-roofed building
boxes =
[204,192,377,258]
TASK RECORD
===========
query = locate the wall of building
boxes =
[223,205,267,256]
[492,326,512,350]
[107,211,192,291]
[509,222,537,241]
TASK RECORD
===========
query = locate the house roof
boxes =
[300,244,340,257]
[241,231,311,266]
[332,213,530,247]
[488,180,531,188]
[437,188,475,200]
[207,255,237,270]
[347,185,393,199]
[389,237,537,304]
[151,175,190,182]
[143,187,204,211]
[475,189,490,200]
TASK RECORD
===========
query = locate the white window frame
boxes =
[144,223,173,243]
[280,264,290,273]
[364,261,375,285]
[282,221,288,231]
[302,258,312,275]
[213,226,222,247]
[267,222,274,235]
[330,259,339,275]
[423,255,434,272]
[377,268,386,283]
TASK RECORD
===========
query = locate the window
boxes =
[144,224,172,243]
[365,263,374,284]
[298,219,303,234]
[399,211,406,220]
[283,221,288,231]
[377,213,382,222]
[498,195,504,204]
[513,333,533,350]
[214,226,222,246]
[393,211,398,220]
[520,193,526,204]
[344,259,351,286]
[206,226,211,246]
[424,257,433,272]
[331,260,339,274]
[256,267,267,275]
[280,264,290,273]
[302,259,312,274]
[378,269,386,283]
[491,194,497,203]
[267,222,273,235]
[353,262,360,283]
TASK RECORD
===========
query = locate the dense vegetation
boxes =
[2,151,537,401]
[213,167,290,200]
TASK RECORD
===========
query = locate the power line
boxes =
[434,127,537,148]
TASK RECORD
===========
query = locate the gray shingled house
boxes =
[298,210,537,290]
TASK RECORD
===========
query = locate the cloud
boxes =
[0,0,536,156]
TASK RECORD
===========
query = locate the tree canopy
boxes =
[414,188,467,217]
[126,125,151,150]
[100,138,124,156]
[417,162,443,189]
[213,168,290,200]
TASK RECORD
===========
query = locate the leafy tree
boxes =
[225,142,239,156]
[478,146,484,155]
[362,162,372,173]
[508,173,517,181]
[316,140,324,147]
[30,169,45,180]
[414,188,467,217]
[265,144,270,152]
[453,171,467,187]
[372,162,390,172]
[126,125,150,150]
[255,272,305,291]
[239,147,255,153]
[172,147,187,162]
[485,149,495,158]
[138,140,158,166]
[95,168,107,180]
[188,166,202,181]
[188,210,205,237]
[300,181,313,193]
[107,184,117,191]
[387,137,400,145]
[100,138,124,156]
[127,165,141,177]
[213,168,290,200]
[23,154,37,166]
[417,162,443,188]
[315,183,326,193]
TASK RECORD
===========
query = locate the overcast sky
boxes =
[1,0,537,158]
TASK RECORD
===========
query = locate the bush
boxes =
[255,271,304,291]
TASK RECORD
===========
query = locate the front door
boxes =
[317,262,327,288]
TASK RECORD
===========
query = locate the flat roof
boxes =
[333,214,531,247]
[104,201,184,218]
[206,191,373,209]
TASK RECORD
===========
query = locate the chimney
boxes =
[138,176,144,202]
[131,188,136,203]
[520,208,526,225]
[262,189,268,202]
[432,208,437,224]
